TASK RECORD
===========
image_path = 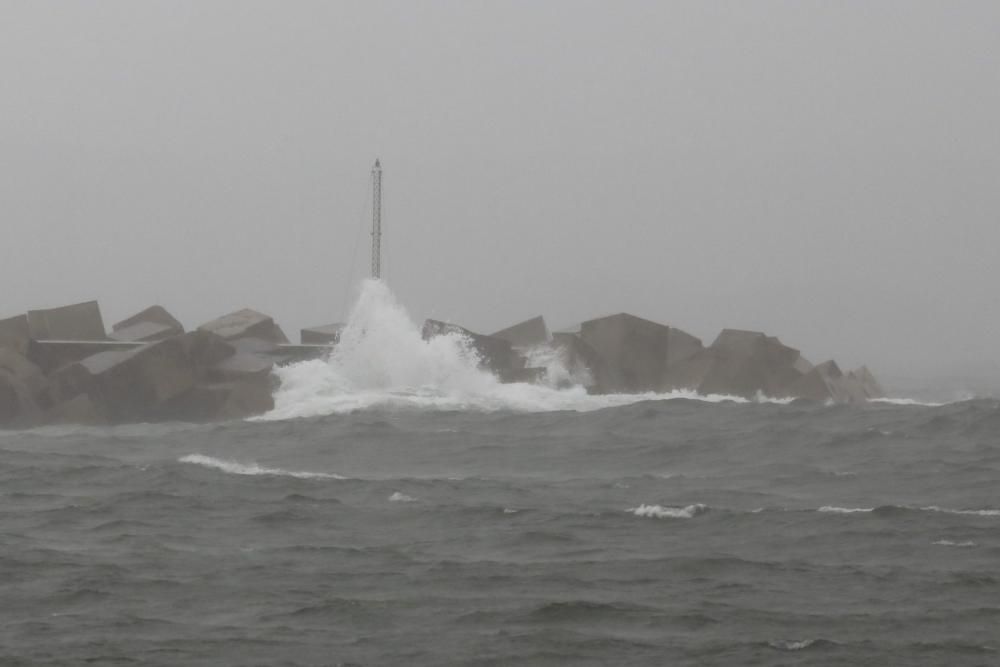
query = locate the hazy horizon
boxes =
[2,1,998,384]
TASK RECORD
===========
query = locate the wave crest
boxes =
[178,454,346,479]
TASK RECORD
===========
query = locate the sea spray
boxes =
[261,280,774,419]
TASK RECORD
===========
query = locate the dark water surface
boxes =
[2,398,999,665]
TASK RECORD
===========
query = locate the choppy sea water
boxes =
[3,282,998,665]
[3,398,999,666]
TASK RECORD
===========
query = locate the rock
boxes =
[48,336,199,423]
[422,319,524,379]
[578,313,703,393]
[0,314,30,356]
[110,305,184,342]
[197,308,289,344]
[490,316,550,348]
[27,300,107,341]
[300,323,343,345]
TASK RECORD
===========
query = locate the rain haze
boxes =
[2,1,998,389]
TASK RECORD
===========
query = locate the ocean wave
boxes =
[628,503,708,519]
[178,454,346,479]
[921,506,1000,517]
[388,491,417,502]
[933,540,977,547]
[817,506,874,514]
[870,397,947,407]
[257,280,797,420]
[817,505,1000,517]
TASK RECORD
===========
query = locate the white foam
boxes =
[628,503,707,519]
[921,506,1000,517]
[768,639,818,651]
[933,540,977,547]
[388,491,416,502]
[179,454,346,479]
[260,280,789,420]
[869,397,946,407]
[817,506,874,514]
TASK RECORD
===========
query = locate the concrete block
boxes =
[112,306,184,335]
[161,379,274,422]
[27,340,144,375]
[0,349,48,426]
[490,316,550,348]
[0,314,30,356]
[579,313,671,393]
[300,323,343,345]
[197,308,289,344]
[109,321,178,343]
[49,336,199,423]
[548,332,603,389]
[27,301,106,341]
[847,366,885,399]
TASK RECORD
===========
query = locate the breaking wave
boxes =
[178,454,346,479]
[817,505,1000,517]
[628,503,708,519]
[262,280,782,420]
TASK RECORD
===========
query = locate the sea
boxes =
[2,282,998,666]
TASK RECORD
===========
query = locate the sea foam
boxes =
[628,503,708,519]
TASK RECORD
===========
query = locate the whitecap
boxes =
[921,506,1000,517]
[179,454,346,479]
[768,639,818,651]
[628,503,707,519]
[388,491,416,502]
[933,540,977,547]
[817,506,874,514]
[869,397,946,407]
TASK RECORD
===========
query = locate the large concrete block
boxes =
[49,336,199,423]
[665,329,808,398]
[208,338,284,382]
[197,308,289,344]
[300,323,343,345]
[0,349,48,426]
[490,316,550,348]
[847,366,885,400]
[27,301,106,341]
[163,380,274,422]
[27,340,144,375]
[0,314,30,356]
[579,313,672,393]
[110,305,184,342]
[422,320,523,379]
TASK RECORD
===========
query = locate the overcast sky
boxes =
[2,1,998,378]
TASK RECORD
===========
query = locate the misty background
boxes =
[2,1,997,393]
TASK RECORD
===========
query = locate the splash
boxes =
[261,280,784,420]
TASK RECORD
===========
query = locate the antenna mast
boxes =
[371,158,382,279]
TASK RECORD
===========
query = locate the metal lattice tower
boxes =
[371,158,382,279]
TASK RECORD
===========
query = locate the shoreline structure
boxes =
[0,295,884,427]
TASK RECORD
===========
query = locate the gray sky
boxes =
[2,1,998,378]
